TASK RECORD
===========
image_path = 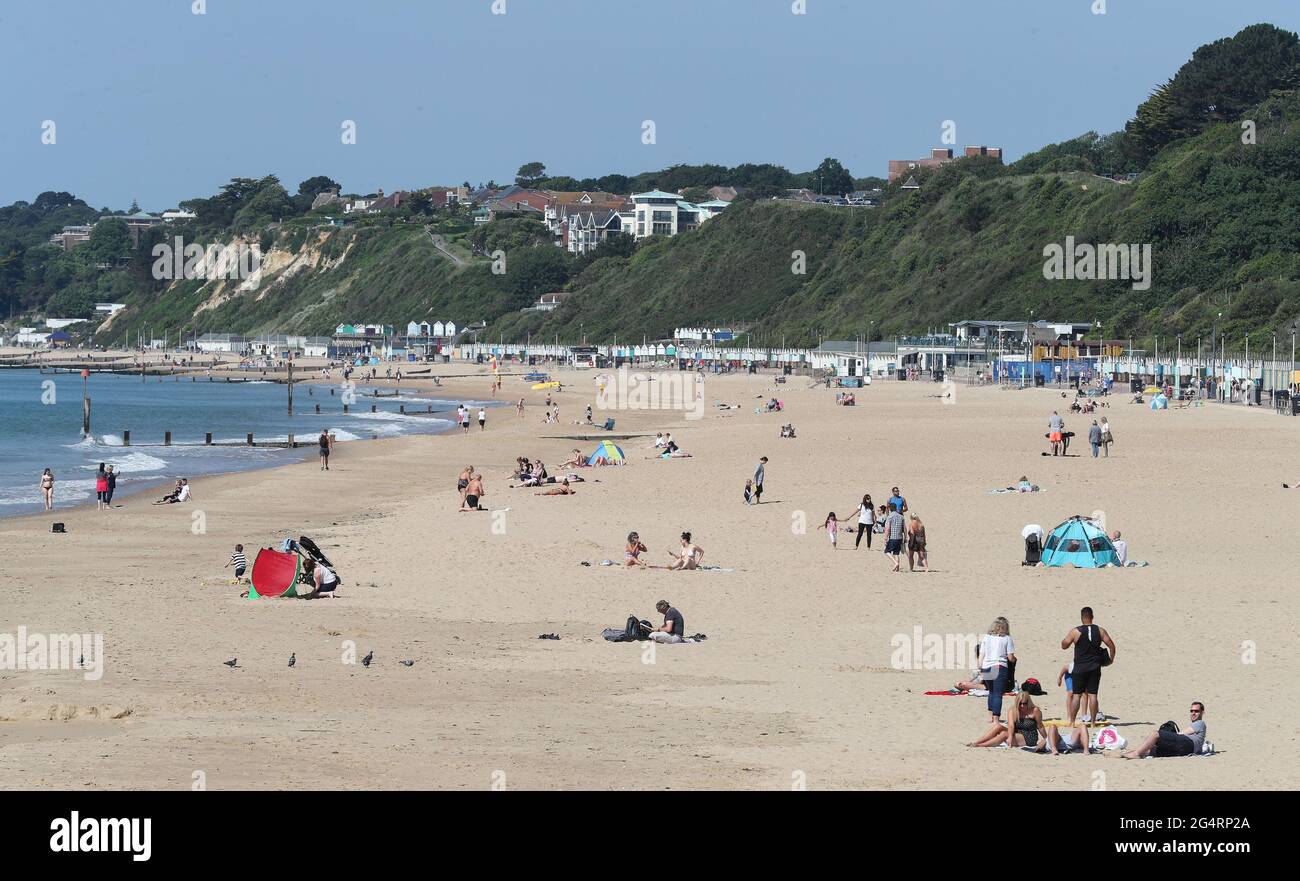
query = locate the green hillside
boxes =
[8,23,1300,350]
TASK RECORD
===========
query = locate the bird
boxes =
[361,651,373,667]
[399,659,414,667]
[223,658,238,668]
[288,653,296,668]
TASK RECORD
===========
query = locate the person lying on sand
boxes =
[1121,702,1208,758]
[535,478,575,496]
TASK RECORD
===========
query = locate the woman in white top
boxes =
[978,617,1016,722]
[1099,417,1112,457]
[853,493,875,549]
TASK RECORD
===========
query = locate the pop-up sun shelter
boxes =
[248,548,301,598]
[1039,516,1119,568]
[587,440,625,464]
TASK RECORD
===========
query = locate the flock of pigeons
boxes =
[222,650,414,669]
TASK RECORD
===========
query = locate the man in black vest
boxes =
[1061,606,1116,725]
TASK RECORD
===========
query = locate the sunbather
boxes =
[967,688,1047,750]
[665,532,703,570]
[535,478,575,496]
[624,532,648,567]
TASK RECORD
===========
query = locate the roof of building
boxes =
[632,189,682,201]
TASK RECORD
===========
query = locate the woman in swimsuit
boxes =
[666,532,703,570]
[458,465,474,505]
[624,532,648,568]
[319,429,332,470]
[967,689,1047,750]
[906,514,928,572]
[40,468,55,511]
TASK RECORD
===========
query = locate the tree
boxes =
[87,218,131,263]
[516,162,547,187]
[810,157,854,196]
[298,175,342,199]
[680,187,710,204]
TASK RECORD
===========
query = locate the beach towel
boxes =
[924,689,1016,697]
[990,486,1042,494]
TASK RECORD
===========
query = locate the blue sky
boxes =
[3,0,1298,209]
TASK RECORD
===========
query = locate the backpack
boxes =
[603,616,653,642]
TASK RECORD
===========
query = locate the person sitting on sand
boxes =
[1122,702,1208,758]
[648,600,687,644]
[535,478,575,496]
[1042,721,1090,755]
[625,532,648,568]
[460,474,486,511]
[558,449,584,469]
[301,558,339,599]
[666,532,704,570]
[967,688,1047,750]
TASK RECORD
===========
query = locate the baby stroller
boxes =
[1022,524,1043,566]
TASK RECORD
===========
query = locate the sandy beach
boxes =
[1,364,1296,790]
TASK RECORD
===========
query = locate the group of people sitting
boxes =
[153,478,192,505]
[835,392,857,406]
[623,530,705,570]
[647,433,692,459]
[779,423,797,438]
[958,609,1208,757]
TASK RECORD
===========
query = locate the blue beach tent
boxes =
[1040,516,1120,568]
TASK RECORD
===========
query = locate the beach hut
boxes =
[586,440,625,465]
[1039,516,1119,568]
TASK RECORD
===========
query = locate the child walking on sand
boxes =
[819,512,841,549]
[225,544,248,583]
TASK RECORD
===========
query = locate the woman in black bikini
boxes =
[967,689,1047,750]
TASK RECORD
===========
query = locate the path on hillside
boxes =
[425,226,467,268]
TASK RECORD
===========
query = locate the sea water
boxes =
[0,369,485,516]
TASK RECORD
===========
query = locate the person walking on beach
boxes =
[978,617,1016,723]
[1088,419,1103,458]
[225,544,248,583]
[819,512,841,549]
[319,429,333,471]
[1099,416,1112,456]
[458,465,475,506]
[906,513,928,571]
[105,465,118,507]
[887,486,907,515]
[517,397,525,418]
[753,457,767,503]
[40,468,55,511]
[1061,607,1116,725]
[853,494,874,549]
[1048,411,1064,456]
[457,404,470,433]
[883,503,906,571]
[478,407,486,431]
[95,463,108,511]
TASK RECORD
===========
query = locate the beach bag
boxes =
[1159,720,1179,734]
[1090,726,1126,750]
[1100,644,1114,667]
[624,615,652,641]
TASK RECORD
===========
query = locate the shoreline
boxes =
[0,366,502,522]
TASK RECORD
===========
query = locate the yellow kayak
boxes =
[531,381,560,390]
